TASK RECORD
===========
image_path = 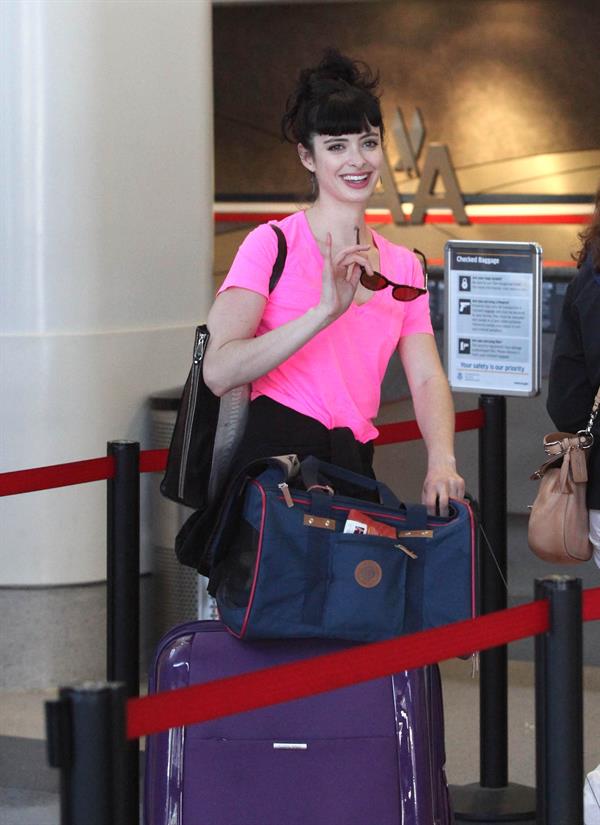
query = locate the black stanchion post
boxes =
[535,576,583,825]
[478,394,509,788]
[451,395,536,821]
[46,682,128,825]
[107,440,140,823]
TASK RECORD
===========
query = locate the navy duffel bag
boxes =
[207,456,477,643]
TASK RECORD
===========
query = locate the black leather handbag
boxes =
[160,224,287,510]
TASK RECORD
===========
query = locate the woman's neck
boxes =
[305,199,369,248]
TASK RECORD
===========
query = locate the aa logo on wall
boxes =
[375,107,469,226]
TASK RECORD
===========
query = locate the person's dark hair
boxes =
[576,183,600,270]
[281,49,384,149]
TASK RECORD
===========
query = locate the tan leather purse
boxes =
[528,388,600,563]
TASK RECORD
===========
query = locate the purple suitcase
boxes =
[144,620,452,825]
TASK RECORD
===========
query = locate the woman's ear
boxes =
[297,143,315,172]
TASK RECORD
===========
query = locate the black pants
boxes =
[233,395,375,479]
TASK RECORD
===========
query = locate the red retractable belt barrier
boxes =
[0,449,167,497]
[375,408,485,445]
[124,588,600,741]
[139,449,169,474]
[0,456,116,497]
[0,409,484,497]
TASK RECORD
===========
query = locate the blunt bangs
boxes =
[308,89,383,141]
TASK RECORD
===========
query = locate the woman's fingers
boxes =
[333,244,371,268]
[334,252,373,278]
[319,235,371,318]
[422,471,466,516]
[346,263,362,284]
[425,489,449,517]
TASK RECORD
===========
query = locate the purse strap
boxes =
[268,225,287,292]
[541,384,600,464]
[584,385,600,435]
[531,432,589,487]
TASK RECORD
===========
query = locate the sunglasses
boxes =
[356,228,428,301]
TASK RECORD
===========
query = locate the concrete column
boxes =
[1,0,213,584]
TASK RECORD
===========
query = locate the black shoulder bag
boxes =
[160,224,287,511]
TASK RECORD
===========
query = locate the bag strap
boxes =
[299,455,401,509]
[531,431,590,485]
[268,225,287,293]
[193,225,286,355]
[585,386,600,435]
[543,431,593,458]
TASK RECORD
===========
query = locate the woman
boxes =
[204,49,464,514]
[547,183,600,567]
[200,55,461,821]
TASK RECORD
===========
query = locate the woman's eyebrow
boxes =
[322,132,378,144]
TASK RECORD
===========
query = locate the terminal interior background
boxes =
[2,0,600,820]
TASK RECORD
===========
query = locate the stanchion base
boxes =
[450,782,536,822]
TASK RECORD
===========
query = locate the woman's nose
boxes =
[348,145,364,167]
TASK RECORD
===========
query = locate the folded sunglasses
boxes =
[356,227,428,301]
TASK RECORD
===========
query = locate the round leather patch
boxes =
[354,560,382,588]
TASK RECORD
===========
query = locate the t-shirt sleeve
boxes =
[217,223,279,299]
[398,251,434,337]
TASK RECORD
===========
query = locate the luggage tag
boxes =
[343,518,368,535]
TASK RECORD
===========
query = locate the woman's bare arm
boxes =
[398,333,465,515]
[203,236,371,396]
[203,287,330,396]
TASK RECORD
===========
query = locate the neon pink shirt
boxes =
[217,210,433,442]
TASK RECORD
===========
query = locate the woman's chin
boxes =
[334,183,377,204]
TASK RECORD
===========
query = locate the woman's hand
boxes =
[422,460,465,517]
[317,233,372,322]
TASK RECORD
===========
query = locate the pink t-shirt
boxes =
[217,210,433,442]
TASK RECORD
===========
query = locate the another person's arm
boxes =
[398,333,465,515]
[546,276,592,433]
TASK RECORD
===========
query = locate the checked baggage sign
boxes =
[444,240,542,397]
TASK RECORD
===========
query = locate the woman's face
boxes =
[298,126,383,205]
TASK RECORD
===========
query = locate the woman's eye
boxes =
[363,139,379,149]
[327,143,345,152]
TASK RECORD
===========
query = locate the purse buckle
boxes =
[576,430,594,449]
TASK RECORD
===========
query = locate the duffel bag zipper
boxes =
[274,491,423,558]
[178,329,208,500]
[278,482,294,508]
[274,492,453,529]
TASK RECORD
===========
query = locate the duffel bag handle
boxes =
[300,456,401,509]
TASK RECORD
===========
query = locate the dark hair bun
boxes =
[305,48,379,93]
[281,48,383,146]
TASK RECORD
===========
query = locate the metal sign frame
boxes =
[444,240,542,397]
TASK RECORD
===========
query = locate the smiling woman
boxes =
[196,51,465,818]
[203,48,464,515]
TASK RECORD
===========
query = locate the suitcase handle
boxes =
[300,456,401,509]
